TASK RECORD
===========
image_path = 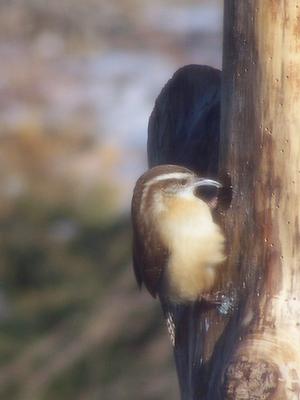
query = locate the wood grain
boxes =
[218,1,300,399]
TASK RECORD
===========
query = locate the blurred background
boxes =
[0,1,222,399]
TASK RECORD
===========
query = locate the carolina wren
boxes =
[131,164,225,303]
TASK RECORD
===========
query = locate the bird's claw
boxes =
[200,291,236,315]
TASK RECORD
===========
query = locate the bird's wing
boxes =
[132,225,168,298]
[132,235,143,289]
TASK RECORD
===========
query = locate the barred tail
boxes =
[160,298,205,400]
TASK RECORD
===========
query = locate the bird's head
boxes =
[133,165,225,218]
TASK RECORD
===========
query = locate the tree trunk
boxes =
[216,1,300,399]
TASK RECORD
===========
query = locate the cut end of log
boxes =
[224,356,279,400]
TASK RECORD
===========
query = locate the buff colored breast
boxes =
[157,196,225,302]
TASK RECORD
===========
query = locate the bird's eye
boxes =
[178,179,187,186]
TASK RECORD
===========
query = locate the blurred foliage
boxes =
[0,0,200,43]
[0,132,175,400]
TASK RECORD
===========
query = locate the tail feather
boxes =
[160,299,205,399]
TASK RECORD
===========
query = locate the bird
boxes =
[131,164,225,304]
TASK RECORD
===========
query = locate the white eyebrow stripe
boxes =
[195,179,222,188]
[139,172,192,214]
[145,172,192,187]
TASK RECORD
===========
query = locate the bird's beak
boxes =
[192,178,222,208]
[192,178,222,189]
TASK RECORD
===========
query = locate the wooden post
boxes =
[218,1,300,398]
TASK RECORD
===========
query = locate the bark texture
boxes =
[219,1,300,399]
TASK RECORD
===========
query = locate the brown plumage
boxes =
[131,164,225,303]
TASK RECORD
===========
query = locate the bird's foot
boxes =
[200,291,235,315]
[217,296,235,315]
